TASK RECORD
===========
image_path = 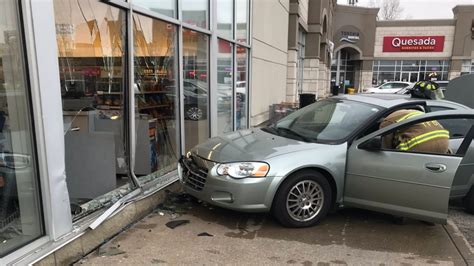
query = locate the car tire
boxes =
[185,105,204,121]
[272,170,332,228]
[464,187,474,214]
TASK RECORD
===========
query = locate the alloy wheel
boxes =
[286,180,324,222]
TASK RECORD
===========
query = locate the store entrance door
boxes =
[401,72,419,83]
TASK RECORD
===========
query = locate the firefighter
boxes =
[380,109,450,154]
[410,73,444,100]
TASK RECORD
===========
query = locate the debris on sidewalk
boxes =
[198,232,213,237]
[153,191,197,220]
[98,246,126,257]
[166,220,190,229]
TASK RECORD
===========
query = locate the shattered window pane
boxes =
[0,0,43,256]
[133,14,179,183]
[53,0,133,219]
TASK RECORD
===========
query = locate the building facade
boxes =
[286,0,336,103]
[330,5,474,93]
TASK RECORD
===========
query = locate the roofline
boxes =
[376,19,456,27]
[335,4,379,15]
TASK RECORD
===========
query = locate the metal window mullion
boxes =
[22,0,73,241]
[177,0,181,20]
[233,0,236,41]
[233,44,237,131]
[231,0,237,130]
[217,35,236,44]
[210,0,218,137]
[101,0,130,9]
[247,0,251,127]
[235,41,251,49]
[178,3,185,155]
[127,3,141,187]
[182,23,212,35]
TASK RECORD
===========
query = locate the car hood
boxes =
[190,128,329,162]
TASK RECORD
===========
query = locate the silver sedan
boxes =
[179,94,474,227]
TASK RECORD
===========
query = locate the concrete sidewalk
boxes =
[79,194,472,265]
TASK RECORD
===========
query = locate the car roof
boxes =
[333,93,470,110]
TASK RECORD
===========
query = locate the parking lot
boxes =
[79,192,474,265]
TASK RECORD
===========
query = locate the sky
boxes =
[337,0,474,19]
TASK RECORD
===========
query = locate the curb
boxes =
[444,219,474,265]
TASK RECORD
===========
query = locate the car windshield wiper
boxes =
[274,126,312,142]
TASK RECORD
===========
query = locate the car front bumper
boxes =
[178,157,275,212]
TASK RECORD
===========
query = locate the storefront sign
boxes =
[340,31,360,44]
[383,36,445,52]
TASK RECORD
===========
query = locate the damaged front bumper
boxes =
[178,156,274,212]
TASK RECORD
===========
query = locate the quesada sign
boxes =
[383,36,445,52]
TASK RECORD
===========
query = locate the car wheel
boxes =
[272,170,332,227]
[186,105,203,121]
[464,187,474,214]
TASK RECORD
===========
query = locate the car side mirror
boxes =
[359,137,382,151]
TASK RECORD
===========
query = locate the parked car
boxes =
[179,94,474,227]
[364,81,413,94]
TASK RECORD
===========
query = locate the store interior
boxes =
[55,1,179,218]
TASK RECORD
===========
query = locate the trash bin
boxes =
[299,93,316,108]
[347,88,356,94]
[331,85,339,96]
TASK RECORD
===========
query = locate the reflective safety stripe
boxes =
[396,111,424,122]
[396,129,450,151]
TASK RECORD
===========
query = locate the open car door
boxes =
[343,111,474,224]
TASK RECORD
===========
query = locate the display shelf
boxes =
[96,105,122,110]
[138,105,169,110]
[136,91,173,94]
[95,105,172,111]
[96,91,122,95]
[96,91,173,95]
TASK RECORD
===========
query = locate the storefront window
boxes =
[217,40,233,134]
[0,0,43,255]
[297,27,306,94]
[236,46,248,130]
[133,0,177,18]
[183,29,209,152]
[372,60,450,85]
[54,0,132,219]
[133,14,179,183]
[182,0,208,29]
[461,60,474,75]
[217,0,233,39]
[236,0,249,44]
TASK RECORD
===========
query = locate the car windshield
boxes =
[267,99,381,143]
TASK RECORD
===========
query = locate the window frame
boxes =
[360,113,474,157]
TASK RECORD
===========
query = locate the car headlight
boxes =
[216,162,269,179]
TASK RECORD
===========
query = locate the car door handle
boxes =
[425,163,447,173]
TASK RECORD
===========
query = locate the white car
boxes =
[364,81,413,94]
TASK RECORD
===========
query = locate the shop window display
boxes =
[133,14,179,182]
[54,0,132,219]
[0,0,43,256]
[183,29,209,152]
